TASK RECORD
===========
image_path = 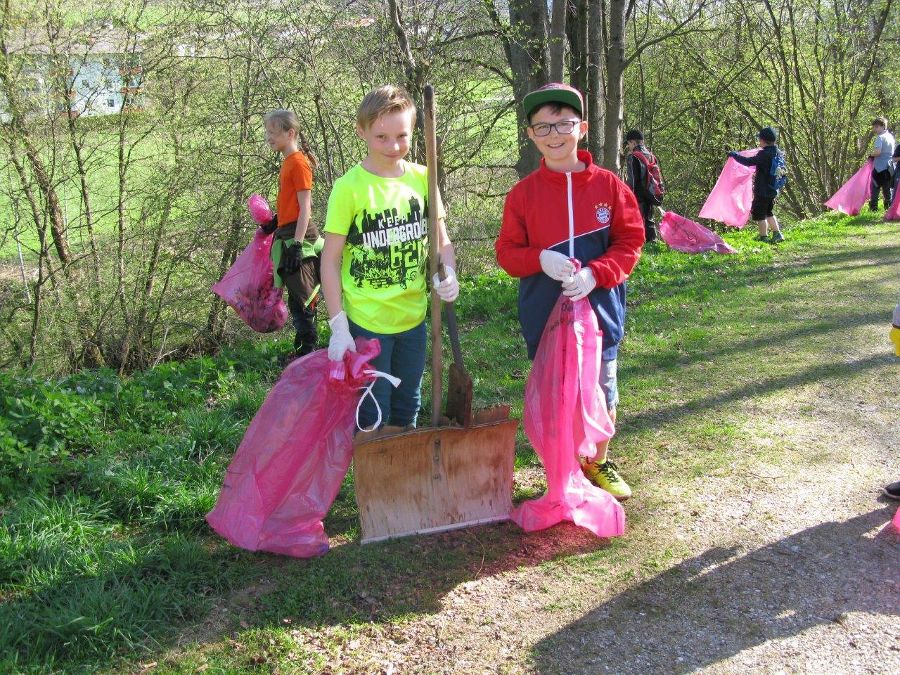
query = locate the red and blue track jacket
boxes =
[495,150,645,361]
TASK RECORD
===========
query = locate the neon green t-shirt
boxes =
[324,161,443,334]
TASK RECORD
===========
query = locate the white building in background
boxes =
[0,25,145,122]
[68,50,144,117]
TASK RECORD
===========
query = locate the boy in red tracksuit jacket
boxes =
[495,83,645,500]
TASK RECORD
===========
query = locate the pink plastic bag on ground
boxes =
[510,295,625,538]
[212,230,288,333]
[699,149,759,228]
[825,161,873,216]
[884,186,900,221]
[660,211,736,254]
[206,338,380,557]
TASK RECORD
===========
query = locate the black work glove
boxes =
[281,242,303,275]
[261,214,278,235]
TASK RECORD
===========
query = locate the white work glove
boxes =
[539,249,576,281]
[432,266,459,302]
[562,267,597,302]
[327,311,356,361]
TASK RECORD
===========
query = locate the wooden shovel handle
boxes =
[423,85,442,425]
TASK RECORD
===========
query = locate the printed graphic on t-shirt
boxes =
[346,195,428,291]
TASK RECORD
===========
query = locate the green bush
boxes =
[0,375,103,453]
[0,375,106,500]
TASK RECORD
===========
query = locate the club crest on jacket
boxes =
[594,203,612,225]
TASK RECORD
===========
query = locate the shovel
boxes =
[352,85,516,544]
[424,98,473,428]
[443,301,474,426]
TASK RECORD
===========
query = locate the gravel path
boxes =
[324,239,899,674]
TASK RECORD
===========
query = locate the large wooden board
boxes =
[353,419,517,544]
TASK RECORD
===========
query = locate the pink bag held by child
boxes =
[660,211,736,254]
[510,295,625,539]
[884,186,900,221]
[247,193,274,226]
[825,161,873,216]
[206,338,381,558]
[699,150,759,228]
[212,194,287,333]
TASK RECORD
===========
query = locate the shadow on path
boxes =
[533,507,900,673]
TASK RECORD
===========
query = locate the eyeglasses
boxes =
[529,119,580,137]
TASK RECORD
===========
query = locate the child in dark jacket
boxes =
[495,83,645,501]
[625,128,661,244]
[728,126,786,242]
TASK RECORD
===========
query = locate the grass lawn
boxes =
[0,210,897,672]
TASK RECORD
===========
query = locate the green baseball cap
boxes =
[523,83,584,119]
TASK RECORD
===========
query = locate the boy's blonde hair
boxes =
[264,109,319,170]
[357,85,416,130]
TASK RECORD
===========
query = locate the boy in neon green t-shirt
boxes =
[321,85,458,429]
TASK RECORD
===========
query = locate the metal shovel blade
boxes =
[444,303,473,427]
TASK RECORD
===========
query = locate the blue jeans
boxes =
[600,358,619,411]
[348,319,426,429]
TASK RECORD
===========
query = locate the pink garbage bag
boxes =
[206,338,381,557]
[893,506,900,532]
[699,149,759,228]
[660,211,736,254]
[825,161,873,216]
[211,230,288,333]
[510,295,625,538]
[884,186,900,221]
[248,193,274,225]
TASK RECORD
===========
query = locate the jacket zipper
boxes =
[566,172,575,259]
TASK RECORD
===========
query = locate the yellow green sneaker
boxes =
[581,459,632,501]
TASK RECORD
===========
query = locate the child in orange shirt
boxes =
[263,109,324,357]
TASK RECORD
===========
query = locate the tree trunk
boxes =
[505,0,549,177]
[548,0,567,82]
[207,55,254,343]
[114,110,134,371]
[601,0,627,171]
[65,101,101,286]
[6,139,48,368]
[567,0,588,97]
[387,0,427,163]
[585,0,604,160]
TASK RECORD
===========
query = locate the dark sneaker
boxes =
[883,481,900,501]
[755,234,769,242]
[771,231,785,243]
[581,459,632,501]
